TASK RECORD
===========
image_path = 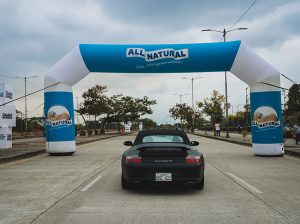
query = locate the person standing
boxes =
[237,124,241,133]
[296,125,300,145]
[215,123,221,137]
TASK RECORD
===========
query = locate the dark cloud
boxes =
[0,0,298,75]
[229,1,300,48]
[100,0,295,30]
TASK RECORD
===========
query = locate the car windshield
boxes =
[142,135,184,143]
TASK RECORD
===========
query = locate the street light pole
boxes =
[202,27,247,138]
[182,76,203,132]
[223,29,230,138]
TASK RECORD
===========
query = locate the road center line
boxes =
[81,174,103,192]
[226,172,263,194]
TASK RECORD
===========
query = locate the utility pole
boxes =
[25,77,27,135]
[202,27,247,138]
[182,76,203,132]
[236,104,244,113]
[0,74,38,136]
[173,93,188,104]
[76,97,79,124]
[173,93,188,128]
[245,87,249,130]
[14,75,39,136]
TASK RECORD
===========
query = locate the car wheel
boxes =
[192,177,204,190]
[121,174,131,190]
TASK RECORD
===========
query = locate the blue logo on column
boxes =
[252,106,280,128]
[46,105,72,127]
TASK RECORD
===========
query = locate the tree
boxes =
[101,95,156,129]
[77,85,156,134]
[169,103,202,130]
[243,104,251,130]
[78,85,108,118]
[139,118,157,129]
[198,90,224,126]
[15,110,24,132]
[286,84,300,124]
[159,123,175,130]
[77,85,108,135]
[228,111,244,126]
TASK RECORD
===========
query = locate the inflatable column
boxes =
[44,77,75,154]
[231,43,284,156]
[250,76,284,155]
[44,46,89,154]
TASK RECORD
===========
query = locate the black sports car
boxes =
[121,129,205,190]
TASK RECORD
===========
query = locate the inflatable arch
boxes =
[44,41,284,156]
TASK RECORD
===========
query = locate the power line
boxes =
[0,82,60,106]
[0,73,42,77]
[280,74,297,84]
[228,0,258,30]
[216,0,257,42]
[27,103,44,116]
[259,82,289,91]
[0,74,15,79]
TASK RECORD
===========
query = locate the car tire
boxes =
[192,177,204,190]
[121,174,131,190]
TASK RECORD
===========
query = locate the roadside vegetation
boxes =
[169,90,250,133]
[76,85,156,135]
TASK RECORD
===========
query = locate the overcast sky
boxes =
[0,0,299,124]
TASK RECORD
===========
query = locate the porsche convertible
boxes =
[121,129,205,190]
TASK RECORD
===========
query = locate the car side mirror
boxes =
[191,141,199,146]
[123,141,133,146]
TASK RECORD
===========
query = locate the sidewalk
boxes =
[0,132,133,164]
[193,130,300,157]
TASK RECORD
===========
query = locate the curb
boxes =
[0,149,46,164]
[192,133,252,147]
[284,149,300,158]
[76,134,121,145]
[0,133,133,164]
[191,133,300,158]
[76,133,133,146]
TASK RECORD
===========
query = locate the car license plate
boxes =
[155,173,172,182]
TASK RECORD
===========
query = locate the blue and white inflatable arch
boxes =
[45,41,284,156]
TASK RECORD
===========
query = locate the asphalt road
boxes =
[0,134,299,224]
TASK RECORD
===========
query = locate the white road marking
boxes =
[80,153,121,192]
[81,174,103,192]
[226,172,263,194]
